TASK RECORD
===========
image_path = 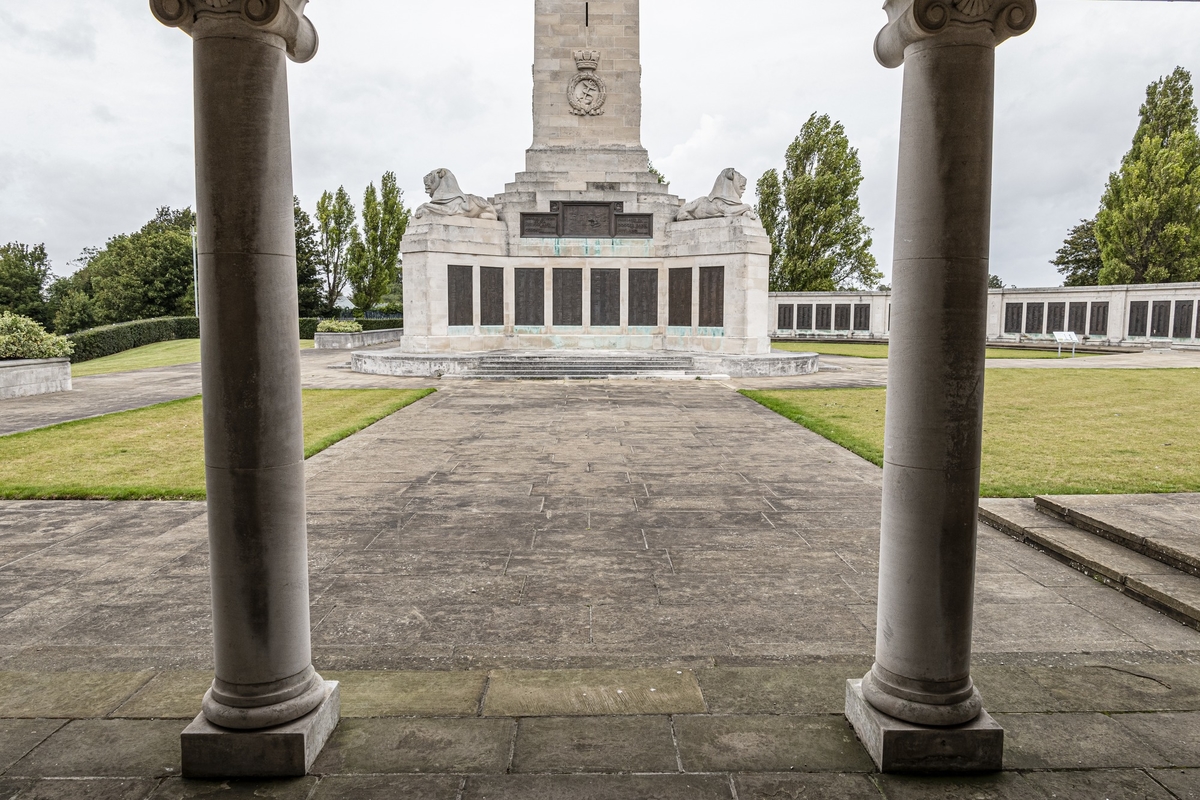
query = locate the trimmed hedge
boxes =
[68,317,200,364]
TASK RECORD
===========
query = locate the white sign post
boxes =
[1053,330,1080,358]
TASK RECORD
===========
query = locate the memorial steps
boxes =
[449,351,701,380]
[980,495,1200,630]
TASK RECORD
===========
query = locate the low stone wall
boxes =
[313,328,403,350]
[0,358,72,399]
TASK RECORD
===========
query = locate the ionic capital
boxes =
[150,0,318,63]
[875,0,1036,68]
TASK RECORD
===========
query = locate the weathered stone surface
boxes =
[674,713,874,773]
[7,719,184,777]
[0,359,71,400]
[483,668,704,717]
[7,778,158,799]
[308,775,461,800]
[461,774,734,800]
[511,716,677,773]
[735,773,885,800]
[180,682,340,779]
[1113,712,1200,768]
[996,712,1167,770]
[845,679,1003,774]
[1024,769,1178,800]
[114,672,211,719]
[311,718,514,775]
[151,778,317,799]
[699,665,871,715]
[0,671,155,719]
[1151,769,1200,799]
[324,670,486,717]
[0,720,66,773]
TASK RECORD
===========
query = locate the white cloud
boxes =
[1,1,1198,287]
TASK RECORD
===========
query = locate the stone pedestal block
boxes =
[845,679,1002,774]
[181,681,340,779]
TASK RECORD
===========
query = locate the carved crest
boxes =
[954,0,993,16]
[568,49,607,117]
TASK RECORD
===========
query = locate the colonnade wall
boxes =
[770,283,1200,348]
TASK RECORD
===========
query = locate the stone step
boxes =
[456,352,702,379]
[1035,495,1200,578]
[979,498,1200,630]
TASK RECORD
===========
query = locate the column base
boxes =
[181,681,340,779]
[845,679,1002,774]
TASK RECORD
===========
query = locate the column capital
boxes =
[150,0,318,62]
[875,0,1035,68]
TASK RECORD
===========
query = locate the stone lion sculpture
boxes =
[675,168,759,222]
[414,168,499,221]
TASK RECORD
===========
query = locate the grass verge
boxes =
[71,339,316,377]
[0,388,435,500]
[742,369,1200,497]
[771,341,1102,360]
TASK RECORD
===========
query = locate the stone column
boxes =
[845,0,1035,774]
[149,0,338,778]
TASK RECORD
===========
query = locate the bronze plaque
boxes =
[480,266,504,326]
[629,269,658,327]
[668,268,692,328]
[562,204,614,238]
[553,268,583,326]
[615,214,653,239]
[521,213,560,238]
[515,268,544,327]
[699,267,725,329]
[447,265,473,327]
[590,269,621,326]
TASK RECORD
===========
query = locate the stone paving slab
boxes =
[3,381,1200,792]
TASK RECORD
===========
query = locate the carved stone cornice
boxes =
[149,0,319,62]
[875,0,1036,68]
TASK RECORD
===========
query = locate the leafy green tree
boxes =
[47,208,196,332]
[988,274,1004,289]
[294,196,323,317]
[0,243,53,325]
[756,113,881,291]
[1052,218,1103,287]
[315,187,359,316]
[348,172,410,312]
[1095,67,1200,285]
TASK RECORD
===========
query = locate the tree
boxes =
[347,172,410,312]
[756,113,881,292]
[1052,218,1103,287]
[294,197,323,317]
[0,242,53,325]
[314,187,358,316]
[1094,67,1200,285]
[988,274,1004,289]
[48,208,196,332]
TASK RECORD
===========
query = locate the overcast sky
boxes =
[2,1,1199,287]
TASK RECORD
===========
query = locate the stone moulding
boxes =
[149,0,319,62]
[875,0,1036,68]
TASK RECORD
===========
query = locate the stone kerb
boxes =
[0,358,72,399]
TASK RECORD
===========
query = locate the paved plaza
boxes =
[2,376,1200,797]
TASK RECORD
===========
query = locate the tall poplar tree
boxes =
[756,113,881,292]
[348,172,410,312]
[1094,67,1200,285]
[314,187,359,316]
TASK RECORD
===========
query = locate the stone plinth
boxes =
[846,679,1003,774]
[313,328,404,350]
[0,358,71,399]
[181,681,340,778]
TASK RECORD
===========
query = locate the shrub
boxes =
[299,318,320,339]
[67,317,199,363]
[317,319,363,333]
[0,312,74,360]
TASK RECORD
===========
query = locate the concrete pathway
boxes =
[1,381,1198,797]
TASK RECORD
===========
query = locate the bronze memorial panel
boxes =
[480,266,504,326]
[553,268,583,326]
[590,269,621,326]
[514,268,544,327]
[447,265,473,327]
[629,269,658,327]
[562,204,614,238]
[699,267,725,328]
[668,268,692,328]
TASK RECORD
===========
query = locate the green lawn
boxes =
[743,369,1200,497]
[771,341,1101,360]
[72,339,316,377]
[0,388,434,500]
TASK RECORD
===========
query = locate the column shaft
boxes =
[193,18,325,730]
[865,36,995,727]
